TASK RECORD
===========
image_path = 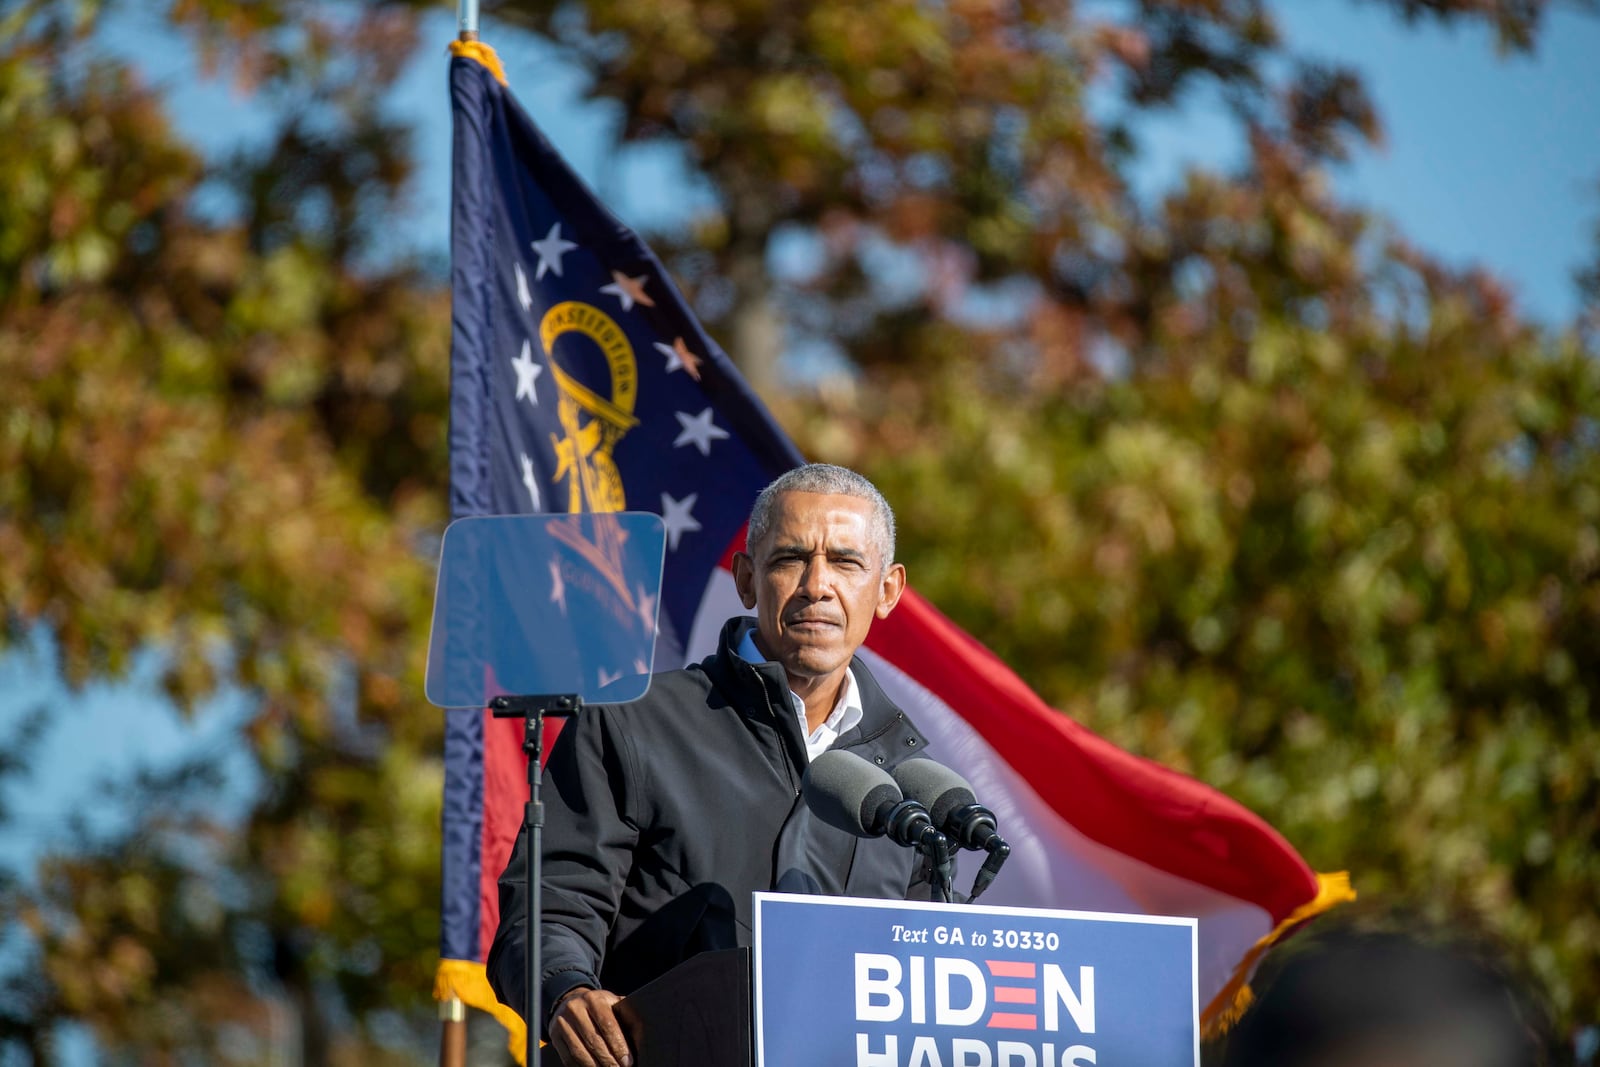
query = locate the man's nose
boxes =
[798,557,833,599]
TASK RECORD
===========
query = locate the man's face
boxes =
[732,491,906,686]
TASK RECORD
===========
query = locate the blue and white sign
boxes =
[753,894,1198,1067]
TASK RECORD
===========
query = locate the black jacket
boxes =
[486,616,932,1029]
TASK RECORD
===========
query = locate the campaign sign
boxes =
[752,894,1197,1067]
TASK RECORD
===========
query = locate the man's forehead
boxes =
[769,489,871,512]
[758,491,877,544]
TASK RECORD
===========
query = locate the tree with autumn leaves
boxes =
[1,0,1596,1062]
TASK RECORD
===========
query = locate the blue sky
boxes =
[1094,0,1600,325]
[95,0,1600,324]
[372,0,1600,323]
[1278,1,1599,324]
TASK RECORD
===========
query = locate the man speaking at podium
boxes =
[487,464,933,1067]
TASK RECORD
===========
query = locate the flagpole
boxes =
[441,7,489,1064]
[441,23,473,1067]
[438,997,466,1067]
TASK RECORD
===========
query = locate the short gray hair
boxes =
[746,464,896,570]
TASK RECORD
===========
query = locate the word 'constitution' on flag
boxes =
[437,38,1352,1061]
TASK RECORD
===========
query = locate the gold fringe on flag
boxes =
[449,39,508,87]
[434,958,532,1065]
[1199,870,1356,1038]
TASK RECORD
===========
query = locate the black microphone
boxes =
[892,758,1013,901]
[803,750,949,852]
[891,758,1004,851]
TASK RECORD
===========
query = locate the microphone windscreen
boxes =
[892,758,976,831]
[803,750,903,837]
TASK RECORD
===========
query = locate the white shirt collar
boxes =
[735,627,864,761]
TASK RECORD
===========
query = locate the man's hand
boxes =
[548,986,632,1067]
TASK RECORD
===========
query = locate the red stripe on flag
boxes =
[717,524,749,571]
[476,709,564,961]
[864,589,1317,921]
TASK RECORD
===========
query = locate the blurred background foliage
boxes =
[1,0,1596,1062]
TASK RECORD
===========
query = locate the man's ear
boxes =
[875,562,907,619]
[732,551,758,609]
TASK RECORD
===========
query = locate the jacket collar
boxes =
[704,616,927,758]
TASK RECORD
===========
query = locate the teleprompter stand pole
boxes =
[491,693,581,1067]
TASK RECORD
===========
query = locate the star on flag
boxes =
[672,408,730,457]
[548,558,566,615]
[653,337,702,381]
[600,271,655,312]
[514,261,532,311]
[660,492,701,551]
[530,222,577,280]
[634,584,658,633]
[511,340,543,404]
[519,452,541,511]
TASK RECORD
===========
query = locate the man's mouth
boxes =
[787,617,840,630]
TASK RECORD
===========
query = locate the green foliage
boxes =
[1,2,450,1061]
[488,0,1577,381]
[1,0,1596,1061]
[799,285,1600,1023]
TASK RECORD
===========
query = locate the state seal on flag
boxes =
[540,299,641,516]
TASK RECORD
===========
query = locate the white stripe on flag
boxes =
[859,646,1271,998]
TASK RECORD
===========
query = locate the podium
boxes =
[550,895,1199,1067]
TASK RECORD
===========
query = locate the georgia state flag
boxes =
[436,40,1351,1060]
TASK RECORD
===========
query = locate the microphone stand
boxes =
[944,801,1011,903]
[923,835,958,903]
[882,800,956,903]
[491,693,581,1067]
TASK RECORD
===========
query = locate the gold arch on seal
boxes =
[540,301,640,434]
[539,300,641,606]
